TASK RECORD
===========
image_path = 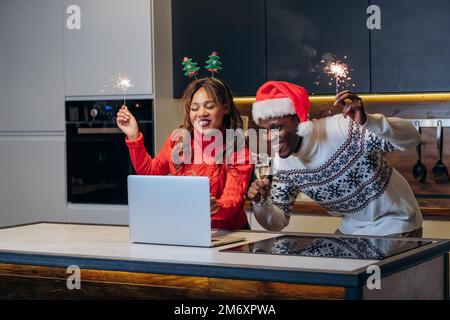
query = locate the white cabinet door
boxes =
[0,135,67,227]
[0,0,65,132]
[63,0,153,97]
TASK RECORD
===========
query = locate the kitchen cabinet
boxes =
[63,0,153,97]
[0,136,66,227]
[171,0,266,97]
[370,0,450,93]
[172,0,450,96]
[0,0,65,132]
[266,0,371,95]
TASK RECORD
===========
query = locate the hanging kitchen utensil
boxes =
[431,120,449,183]
[412,121,427,183]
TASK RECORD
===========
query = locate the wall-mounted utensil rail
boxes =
[405,119,450,128]
[405,119,450,184]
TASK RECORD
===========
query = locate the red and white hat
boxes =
[252,81,313,136]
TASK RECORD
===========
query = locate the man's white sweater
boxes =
[254,113,423,236]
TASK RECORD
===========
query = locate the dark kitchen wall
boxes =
[267,0,371,95]
[172,0,450,97]
[370,0,450,93]
[171,0,266,98]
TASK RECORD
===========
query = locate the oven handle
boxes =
[77,127,123,134]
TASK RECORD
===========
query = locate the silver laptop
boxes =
[128,175,246,247]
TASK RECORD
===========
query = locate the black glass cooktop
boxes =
[221,235,433,260]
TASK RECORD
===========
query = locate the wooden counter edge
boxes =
[245,200,450,218]
[0,263,345,300]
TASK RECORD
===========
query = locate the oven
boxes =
[66,99,153,204]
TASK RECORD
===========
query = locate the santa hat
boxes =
[252,81,313,136]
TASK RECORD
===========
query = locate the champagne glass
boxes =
[252,153,272,205]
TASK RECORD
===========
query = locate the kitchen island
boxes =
[0,222,448,300]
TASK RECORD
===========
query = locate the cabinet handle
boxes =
[77,128,123,134]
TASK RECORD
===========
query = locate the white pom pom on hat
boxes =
[252,81,313,136]
[296,120,314,137]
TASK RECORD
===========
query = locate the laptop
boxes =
[127,175,246,247]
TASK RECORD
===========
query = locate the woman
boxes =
[116,78,252,230]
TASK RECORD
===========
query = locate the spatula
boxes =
[412,122,427,183]
[431,120,449,183]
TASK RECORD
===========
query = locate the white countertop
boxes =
[0,223,376,273]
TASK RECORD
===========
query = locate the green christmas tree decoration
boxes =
[182,57,199,78]
[205,51,222,77]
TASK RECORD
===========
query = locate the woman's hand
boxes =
[210,195,219,215]
[116,105,140,140]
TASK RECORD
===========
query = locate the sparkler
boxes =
[113,75,134,106]
[314,54,355,94]
[313,54,356,114]
[324,58,352,94]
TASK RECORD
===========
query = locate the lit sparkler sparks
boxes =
[325,60,351,94]
[114,77,134,91]
[113,75,134,106]
[313,54,356,114]
[314,54,355,94]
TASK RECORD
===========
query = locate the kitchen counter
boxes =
[0,222,448,300]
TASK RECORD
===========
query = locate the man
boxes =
[247,81,423,237]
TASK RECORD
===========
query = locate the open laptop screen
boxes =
[128,175,212,247]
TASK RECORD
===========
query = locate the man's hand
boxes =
[247,179,271,204]
[333,90,367,125]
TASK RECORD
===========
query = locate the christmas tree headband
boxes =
[182,51,223,80]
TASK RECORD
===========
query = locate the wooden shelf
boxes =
[245,198,450,218]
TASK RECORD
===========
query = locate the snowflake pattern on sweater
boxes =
[271,120,398,216]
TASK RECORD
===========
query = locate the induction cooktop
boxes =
[220,235,433,260]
